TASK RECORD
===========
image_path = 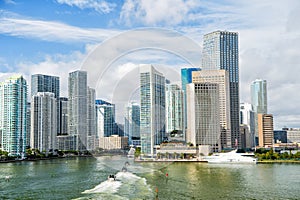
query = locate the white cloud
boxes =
[4,0,16,5]
[0,13,119,43]
[56,0,116,14]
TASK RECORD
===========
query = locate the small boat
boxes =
[108,174,116,181]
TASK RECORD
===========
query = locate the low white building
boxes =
[99,135,128,150]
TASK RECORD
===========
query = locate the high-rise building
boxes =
[181,68,201,138]
[258,114,273,147]
[87,87,96,150]
[140,64,165,155]
[240,102,255,148]
[0,75,27,156]
[68,70,88,151]
[96,100,115,138]
[31,92,57,153]
[192,70,231,149]
[251,79,267,144]
[186,83,221,152]
[31,74,60,135]
[26,102,31,147]
[125,102,140,145]
[165,84,184,136]
[202,30,240,148]
[58,97,68,135]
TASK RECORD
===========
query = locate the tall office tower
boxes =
[58,97,68,135]
[192,70,231,149]
[68,70,88,151]
[251,79,267,144]
[31,92,57,153]
[95,100,115,138]
[140,64,165,156]
[26,102,31,147]
[240,103,255,148]
[186,83,221,152]
[0,75,27,156]
[202,31,240,148]
[165,84,184,136]
[258,114,273,147]
[181,68,201,138]
[31,74,60,135]
[125,102,140,145]
[87,87,96,150]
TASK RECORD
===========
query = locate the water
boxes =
[0,157,300,199]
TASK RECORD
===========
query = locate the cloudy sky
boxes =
[0,0,299,129]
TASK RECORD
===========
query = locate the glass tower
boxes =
[251,79,267,142]
[0,75,27,157]
[31,74,59,98]
[125,102,140,145]
[140,64,165,156]
[95,100,115,138]
[202,31,240,148]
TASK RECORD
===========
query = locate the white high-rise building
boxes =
[31,92,57,153]
[140,64,165,156]
[0,75,27,157]
[96,100,115,138]
[87,87,96,150]
[68,70,88,151]
[124,102,140,145]
[240,102,255,148]
[192,70,231,149]
[186,83,221,152]
[165,84,183,136]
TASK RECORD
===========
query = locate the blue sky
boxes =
[1,0,300,128]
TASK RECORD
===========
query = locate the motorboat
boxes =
[108,174,116,181]
[203,150,257,164]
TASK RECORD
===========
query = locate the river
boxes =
[0,156,299,199]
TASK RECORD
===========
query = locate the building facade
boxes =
[0,75,27,157]
[58,97,68,135]
[125,102,140,145]
[31,92,57,153]
[186,83,221,152]
[192,70,231,149]
[99,135,128,150]
[68,70,88,151]
[95,100,116,138]
[87,87,96,151]
[258,114,274,147]
[202,30,240,148]
[165,84,184,136]
[140,64,166,155]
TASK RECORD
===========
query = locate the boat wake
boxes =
[81,171,153,199]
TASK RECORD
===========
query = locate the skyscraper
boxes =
[251,79,267,144]
[165,84,184,137]
[0,75,27,157]
[186,83,221,152]
[140,64,165,155]
[181,68,201,137]
[95,100,115,138]
[192,70,231,149]
[125,102,140,145]
[258,114,273,147]
[31,92,57,153]
[58,97,68,135]
[68,70,87,151]
[202,30,240,148]
[87,87,96,150]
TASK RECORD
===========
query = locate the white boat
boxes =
[203,150,257,164]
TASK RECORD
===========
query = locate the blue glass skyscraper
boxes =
[202,31,240,148]
[31,74,60,98]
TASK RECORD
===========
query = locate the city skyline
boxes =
[0,1,300,129]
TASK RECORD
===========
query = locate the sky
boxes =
[0,0,300,129]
